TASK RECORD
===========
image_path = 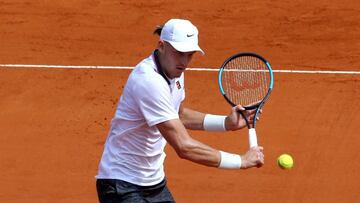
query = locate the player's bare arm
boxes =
[178,104,206,130]
[157,118,220,167]
[156,119,264,168]
[178,103,258,131]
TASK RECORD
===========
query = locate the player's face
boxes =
[159,41,195,79]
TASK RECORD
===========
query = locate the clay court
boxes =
[1,0,359,202]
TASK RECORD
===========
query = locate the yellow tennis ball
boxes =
[277,154,294,169]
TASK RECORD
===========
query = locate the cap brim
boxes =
[167,41,205,55]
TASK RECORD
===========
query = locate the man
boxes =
[96,19,264,203]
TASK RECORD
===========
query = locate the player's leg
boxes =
[96,179,121,203]
[96,178,175,203]
[142,179,176,203]
[96,179,148,203]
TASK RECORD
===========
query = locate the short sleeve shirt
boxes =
[96,53,185,186]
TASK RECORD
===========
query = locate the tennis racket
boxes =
[218,52,274,148]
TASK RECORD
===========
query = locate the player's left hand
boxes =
[224,104,261,131]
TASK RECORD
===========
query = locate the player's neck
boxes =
[153,49,171,84]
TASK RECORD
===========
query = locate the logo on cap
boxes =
[187,34,194,37]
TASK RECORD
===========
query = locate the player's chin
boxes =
[174,68,185,76]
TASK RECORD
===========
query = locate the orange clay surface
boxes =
[1,1,360,202]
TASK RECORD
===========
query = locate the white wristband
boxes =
[218,151,242,169]
[203,114,227,131]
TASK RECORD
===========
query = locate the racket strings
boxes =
[222,56,270,106]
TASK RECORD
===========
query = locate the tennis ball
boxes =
[277,154,294,169]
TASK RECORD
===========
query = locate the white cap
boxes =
[160,19,204,55]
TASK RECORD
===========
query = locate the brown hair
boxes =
[153,25,163,36]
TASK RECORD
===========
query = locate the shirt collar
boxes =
[153,49,171,85]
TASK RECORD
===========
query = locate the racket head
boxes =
[218,52,274,127]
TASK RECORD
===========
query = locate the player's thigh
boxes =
[96,179,117,203]
[121,193,149,203]
[142,179,175,203]
[96,179,148,203]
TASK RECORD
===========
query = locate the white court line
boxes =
[0,64,134,70]
[0,64,360,74]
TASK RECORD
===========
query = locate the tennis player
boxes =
[96,19,265,203]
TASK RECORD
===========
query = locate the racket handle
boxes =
[249,128,258,148]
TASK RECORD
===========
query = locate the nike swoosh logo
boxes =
[187,34,194,37]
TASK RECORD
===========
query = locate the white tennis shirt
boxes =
[96,53,185,186]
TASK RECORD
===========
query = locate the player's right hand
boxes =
[240,146,264,169]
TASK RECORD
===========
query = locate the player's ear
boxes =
[157,40,165,53]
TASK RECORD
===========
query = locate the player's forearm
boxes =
[176,139,249,169]
[157,119,220,166]
[179,107,206,130]
[175,138,221,167]
[157,119,245,169]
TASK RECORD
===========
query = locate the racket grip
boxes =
[249,128,258,148]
